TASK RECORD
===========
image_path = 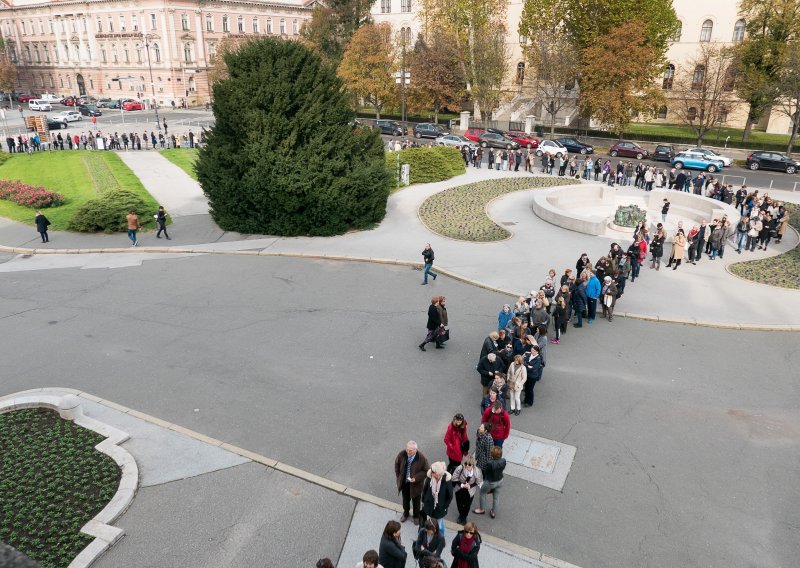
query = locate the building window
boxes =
[61,20,66,33]
[108,17,114,33]
[153,43,161,63]
[662,64,674,90]
[21,21,26,35]
[34,45,40,63]
[150,14,157,30]
[52,43,58,62]
[97,18,102,33]
[208,42,216,58]
[67,76,71,88]
[380,0,390,13]
[206,15,213,32]
[700,20,713,42]
[253,18,259,34]
[266,19,272,34]
[293,20,298,34]
[188,76,196,92]
[733,19,745,42]
[132,15,138,31]
[181,14,190,31]
[101,46,107,63]
[238,16,244,32]
[120,16,126,32]
[692,64,705,89]
[39,20,45,34]
[89,78,93,89]
[137,46,142,64]
[59,76,64,87]
[43,45,49,63]
[401,0,412,13]
[717,107,729,123]
[519,35,527,45]
[112,44,118,63]
[400,27,411,44]
[82,18,87,32]
[280,18,285,34]
[515,62,525,85]
[123,44,130,63]
[657,106,668,119]
[183,43,193,63]
[672,21,682,42]
[687,107,697,121]
[49,20,54,34]
[223,16,229,32]
[49,75,54,87]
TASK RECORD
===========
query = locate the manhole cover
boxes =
[501,221,517,226]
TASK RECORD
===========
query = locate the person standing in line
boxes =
[452,456,483,525]
[413,520,446,565]
[667,229,687,270]
[155,206,171,240]
[354,550,381,568]
[315,558,333,568]
[420,462,454,537]
[379,520,408,568]
[126,210,142,247]
[585,271,601,323]
[444,414,469,473]
[34,211,51,243]
[420,296,443,352]
[163,117,168,135]
[473,446,506,519]
[188,130,195,148]
[600,276,618,322]
[661,198,670,223]
[521,344,543,407]
[506,354,527,415]
[695,220,708,263]
[481,401,510,449]
[421,243,437,285]
[451,522,481,568]
[395,441,430,526]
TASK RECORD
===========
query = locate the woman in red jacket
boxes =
[444,414,469,473]
[481,401,511,448]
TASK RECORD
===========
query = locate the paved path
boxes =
[116,151,209,217]
[0,167,797,327]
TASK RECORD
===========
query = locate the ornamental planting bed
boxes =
[0,408,121,568]
[418,177,574,242]
[0,180,64,209]
[729,203,800,289]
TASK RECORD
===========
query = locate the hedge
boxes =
[67,189,151,233]
[386,146,466,186]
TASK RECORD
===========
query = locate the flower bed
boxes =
[418,177,574,241]
[0,180,65,209]
[0,408,121,568]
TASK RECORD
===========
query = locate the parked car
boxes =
[464,128,486,142]
[652,144,675,162]
[609,140,649,159]
[104,100,122,109]
[486,127,506,136]
[123,101,143,111]
[16,94,36,103]
[536,139,568,158]
[556,137,593,154]
[375,119,404,136]
[685,147,733,167]
[746,151,800,174]
[47,118,67,130]
[96,99,113,108]
[38,93,61,103]
[53,110,82,123]
[78,104,102,117]
[506,131,539,149]
[435,134,476,149]
[413,123,448,139]
[61,97,77,106]
[28,99,52,112]
[478,132,520,150]
[671,151,725,173]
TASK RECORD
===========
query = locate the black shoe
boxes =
[156,235,161,238]
[435,344,444,349]
[432,273,437,280]
[418,343,426,351]
[573,323,583,328]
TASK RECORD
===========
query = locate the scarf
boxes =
[429,475,442,508]
[456,534,474,568]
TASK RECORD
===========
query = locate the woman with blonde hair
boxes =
[452,455,483,524]
[506,354,527,415]
[668,230,687,270]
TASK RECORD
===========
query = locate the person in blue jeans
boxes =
[421,243,437,285]
[126,210,141,247]
[585,272,601,323]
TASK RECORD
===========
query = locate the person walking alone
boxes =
[421,243,437,285]
[420,297,444,351]
[126,210,142,247]
[34,210,50,243]
[155,206,171,240]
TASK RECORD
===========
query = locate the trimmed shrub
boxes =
[67,189,150,233]
[386,146,466,185]
[197,38,391,236]
[0,179,64,208]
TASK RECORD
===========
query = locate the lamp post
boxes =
[137,34,161,132]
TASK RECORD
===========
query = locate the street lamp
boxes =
[137,34,161,133]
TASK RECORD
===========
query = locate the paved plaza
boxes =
[0,153,798,567]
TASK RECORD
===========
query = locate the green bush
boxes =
[386,146,466,185]
[197,38,391,236]
[67,189,150,233]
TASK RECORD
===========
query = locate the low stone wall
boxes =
[647,190,740,226]
[533,184,614,236]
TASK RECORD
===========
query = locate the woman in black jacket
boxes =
[413,519,445,564]
[34,211,50,243]
[451,521,481,568]
[649,227,666,270]
[379,520,407,568]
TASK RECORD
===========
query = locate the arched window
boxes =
[515,62,525,85]
[206,15,213,32]
[222,15,229,33]
[657,106,668,119]
[266,19,273,34]
[237,16,244,33]
[692,65,706,89]
[152,43,161,63]
[700,20,713,42]
[687,107,697,121]
[672,21,682,42]
[733,19,745,42]
[183,43,193,63]
[662,64,675,90]
[279,18,285,34]
[253,18,259,34]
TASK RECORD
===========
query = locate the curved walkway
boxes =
[0,159,797,329]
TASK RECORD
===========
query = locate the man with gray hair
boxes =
[394,441,430,525]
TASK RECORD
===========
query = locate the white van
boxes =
[29,99,52,111]
[38,93,61,103]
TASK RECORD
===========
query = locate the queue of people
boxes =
[5,129,203,153]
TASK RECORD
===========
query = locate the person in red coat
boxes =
[481,401,510,448]
[444,414,469,473]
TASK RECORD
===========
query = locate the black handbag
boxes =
[461,439,470,454]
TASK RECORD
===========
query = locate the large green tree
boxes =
[197,39,390,236]
[301,0,372,64]
[407,35,464,123]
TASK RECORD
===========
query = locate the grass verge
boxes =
[0,408,121,568]
[0,152,160,230]
[418,176,574,241]
[160,148,199,181]
[623,123,791,147]
[729,203,800,289]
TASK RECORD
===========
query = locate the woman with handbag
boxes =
[413,519,446,564]
[444,414,469,473]
[452,456,483,524]
[506,355,527,415]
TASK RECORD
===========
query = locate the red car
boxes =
[464,128,485,142]
[17,94,36,103]
[123,101,143,111]
[609,140,649,159]
[506,131,539,149]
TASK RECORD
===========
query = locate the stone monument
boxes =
[613,204,646,228]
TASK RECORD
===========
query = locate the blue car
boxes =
[671,151,724,173]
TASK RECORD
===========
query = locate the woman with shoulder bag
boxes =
[506,354,527,415]
[452,455,483,524]
[413,519,446,563]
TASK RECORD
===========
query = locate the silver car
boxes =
[435,134,476,149]
[686,147,733,167]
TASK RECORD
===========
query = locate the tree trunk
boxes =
[742,106,755,142]
[788,106,800,155]
[550,113,556,136]
[468,19,478,122]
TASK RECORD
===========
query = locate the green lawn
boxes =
[160,148,199,181]
[624,123,791,146]
[0,152,160,231]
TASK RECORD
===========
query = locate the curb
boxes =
[0,393,139,568]
[0,387,580,568]
[0,245,797,331]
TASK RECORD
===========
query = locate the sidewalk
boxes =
[0,388,575,568]
[0,164,797,328]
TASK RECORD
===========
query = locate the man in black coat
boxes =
[477,353,503,396]
[695,219,708,263]
[419,297,442,351]
[421,243,437,285]
[35,211,50,243]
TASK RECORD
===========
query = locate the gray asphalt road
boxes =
[1,256,797,568]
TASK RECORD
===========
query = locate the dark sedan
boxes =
[413,122,448,139]
[78,104,102,117]
[556,137,593,154]
[652,145,675,162]
[478,132,520,150]
[46,118,66,130]
[746,151,800,174]
[375,119,405,136]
